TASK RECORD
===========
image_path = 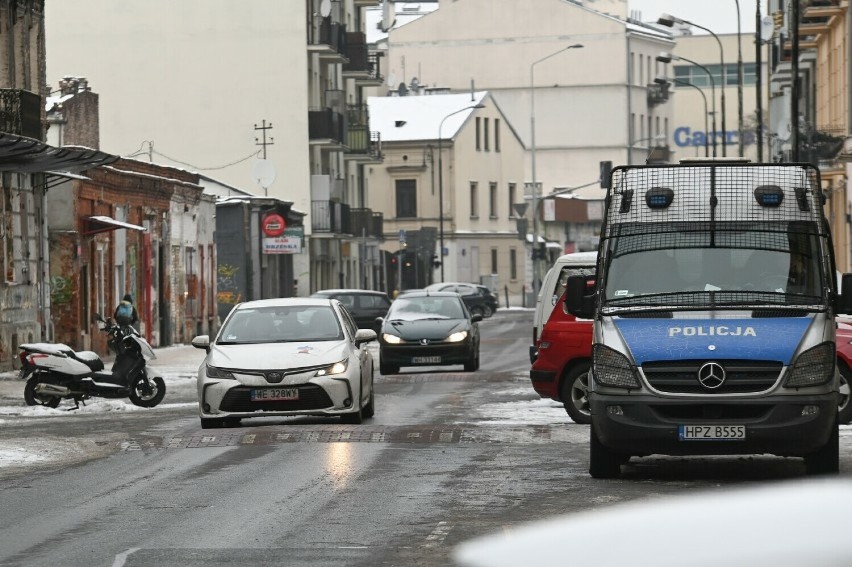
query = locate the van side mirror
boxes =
[836,273,852,315]
[564,274,595,319]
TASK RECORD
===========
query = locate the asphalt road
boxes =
[0,310,850,567]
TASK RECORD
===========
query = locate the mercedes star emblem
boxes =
[697,361,726,390]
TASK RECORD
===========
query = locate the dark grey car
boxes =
[310,289,392,332]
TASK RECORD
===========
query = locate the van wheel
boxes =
[804,419,839,475]
[589,422,624,479]
[837,365,852,425]
[561,363,591,424]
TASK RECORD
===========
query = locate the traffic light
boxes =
[533,242,547,260]
[432,254,441,268]
[772,10,784,33]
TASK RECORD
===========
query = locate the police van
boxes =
[565,161,851,477]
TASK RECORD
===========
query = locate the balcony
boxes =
[312,200,351,235]
[308,108,346,148]
[350,208,384,239]
[342,33,384,85]
[0,89,42,139]
[308,16,348,62]
[345,127,382,161]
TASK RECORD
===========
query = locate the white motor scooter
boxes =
[18,314,166,408]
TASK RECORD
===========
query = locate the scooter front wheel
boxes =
[128,374,166,408]
[24,376,61,408]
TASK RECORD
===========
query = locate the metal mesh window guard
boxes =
[599,164,830,313]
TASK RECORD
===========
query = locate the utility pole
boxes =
[254,120,274,159]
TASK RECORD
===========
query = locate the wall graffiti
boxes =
[217,264,243,305]
[50,275,73,304]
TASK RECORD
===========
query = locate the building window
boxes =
[395,179,417,218]
[470,182,478,219]
[495,119,501,152]
[484,118,490,151]
[510,248,517,280]
[476,117,481,151]
[672,63,754,88]
[491,248,498,275]
[489,182,498,219]
[508,183,517,217]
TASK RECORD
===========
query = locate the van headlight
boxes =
[315,360,348,377]
[592,344,640,388]
[784,343,835,388]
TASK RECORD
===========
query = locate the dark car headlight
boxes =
[206,364,236,380]
[382,333,403,344]
[446,330,468,343]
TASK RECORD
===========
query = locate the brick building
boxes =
[46,158,217,355]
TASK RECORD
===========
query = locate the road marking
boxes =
[422,521,451,548]
[112,548,140,567]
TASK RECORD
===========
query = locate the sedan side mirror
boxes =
[564,275,596,319]
[355,329,377,345]
[471,313,483,323]
[192,335,211,352]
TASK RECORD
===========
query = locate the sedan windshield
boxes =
[602,221,826,311]
[218,305,342,343]
[388,296,465,320]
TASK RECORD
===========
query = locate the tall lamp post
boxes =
[529,43,584,300]
[655,75,710,157]
[437,103,485,283]
[657,14,729,157]
[657,52,717,157]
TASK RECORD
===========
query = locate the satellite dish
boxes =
[252,159,277,189]
[760,15,775,41]
[319,0,331,17]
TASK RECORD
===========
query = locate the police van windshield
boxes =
[602,221,825,311]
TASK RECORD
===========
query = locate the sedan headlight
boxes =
[784,343,835,388]
[382,333,403,344]
[592,344,640,389]
[315,360,348,377]
[446,330,468,343]
[205,364,236,380]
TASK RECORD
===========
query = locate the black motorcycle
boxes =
[18,314,166,409]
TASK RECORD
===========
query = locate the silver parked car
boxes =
[191,298,376,429]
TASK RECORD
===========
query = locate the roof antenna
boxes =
[470,79,475,101]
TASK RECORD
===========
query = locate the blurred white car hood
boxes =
[207,341,347,370]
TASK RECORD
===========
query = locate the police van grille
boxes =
[642,360,783,394]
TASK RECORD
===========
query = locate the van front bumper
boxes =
[590,392,837,458]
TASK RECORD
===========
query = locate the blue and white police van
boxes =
[565,161,852,478]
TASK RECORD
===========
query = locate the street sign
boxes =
[512,203,529,218]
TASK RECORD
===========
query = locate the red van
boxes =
[529,287,593,424]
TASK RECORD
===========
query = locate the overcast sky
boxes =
[628,0,760,35]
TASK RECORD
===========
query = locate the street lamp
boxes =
[657,52,717,157]
[655,75,710,157]
[657,13,729,157]
[438,103,485,283]
[530,43,584,300]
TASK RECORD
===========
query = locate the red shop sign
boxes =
[261,213,287,237]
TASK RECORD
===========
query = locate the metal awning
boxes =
[83,216,147,236]
[0,132,118,173]
[44,170,91,190]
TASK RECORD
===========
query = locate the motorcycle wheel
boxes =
[128,374,166,408]
[24,376,61,409]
